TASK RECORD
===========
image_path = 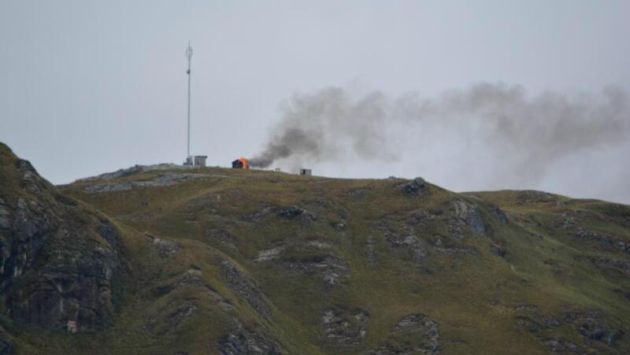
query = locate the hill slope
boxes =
[1,143,629,354]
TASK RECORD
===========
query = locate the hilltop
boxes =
[0,142,629,354]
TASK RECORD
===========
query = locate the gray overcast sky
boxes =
[1,1,629,202]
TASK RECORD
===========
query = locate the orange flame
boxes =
[239,157,250,169]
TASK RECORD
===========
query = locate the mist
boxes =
[251,83,630,202]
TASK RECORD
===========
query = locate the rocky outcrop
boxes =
[145,233,180,258]
[153,268,232,310]
[255,247,284,262]
[0,145,125,332]
[321,307,369,346]
[513,303,626,352]
[284,254,350,287]
[380,217,478,264]
[3,140,630,354]
[218,325,283,355]
[573,227,629,254]
[491,205,509,224]
[278,206,317,221]
[145,299,198,336]
[220,260,272,319]
[565,310,625,346]
[544,338,582,353]
[386,234,429,262]
[78,163,191,182]
[244,205,317,223]
[254,242,350,288]
[84,172,206,193]
[368,313,440,354]
[580,254,630,275]
[400,177,428,196]
[452,200,486,234]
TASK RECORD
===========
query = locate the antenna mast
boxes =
[185,42,193,163]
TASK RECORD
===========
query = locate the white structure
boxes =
[181,44,208,168]
[193,155,207,167]
[184,42,193,166]
[299,168,312,176]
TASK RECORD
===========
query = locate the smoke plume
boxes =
[250,83,630,202]
[250,88,393,167]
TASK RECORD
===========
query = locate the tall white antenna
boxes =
[185,42,193,163]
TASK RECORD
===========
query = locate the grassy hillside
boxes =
[2,154,629,354]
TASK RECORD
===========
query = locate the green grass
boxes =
[2,160,629,354]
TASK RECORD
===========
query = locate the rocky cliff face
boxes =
[0,144,125,334]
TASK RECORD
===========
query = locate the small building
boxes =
[299,168,312,176]
[232,157,250,169]
[183,156,193,166]
[193,155,207,167]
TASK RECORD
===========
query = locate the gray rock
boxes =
[583,255,630,274]
[544,338,581,353]
[165,303,197,331]
[452,200,486,234]
[154,268,231,310]
[492,206,509,224]
[0,154,125,332]
[219,326,283,355]
[573,227,630,254]
[16,159,51,195]
[220,260,272,319]
[277,206,316,220]
[394,314,440,353]
[84,173,206,193]
[145,233,180,258]
[515,305,626,351]
[321,307,370,346]
[407,209,432,226]
[306,241,332,249]
[283,254,350,287]
[145,301,198,336]
[78,163,186,182]
[573,314,623,345]
[386,233,429,263]
[333,222,346,231]
[84,182,133,193]
[278,207,304,218]
[255,247,284,262]
[368,313,440,355]
[246,206,276,222]
[98,219,123,249]
[401,177,427,196]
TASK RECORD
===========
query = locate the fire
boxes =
[231,157,250,169]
